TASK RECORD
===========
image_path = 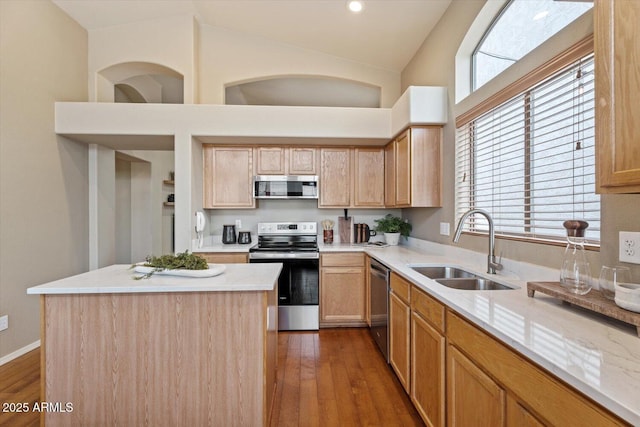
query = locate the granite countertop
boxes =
[26,263,282,294]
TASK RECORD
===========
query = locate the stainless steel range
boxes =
[249,222,319,331]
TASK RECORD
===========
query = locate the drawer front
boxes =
[390,272,410,304]
[411,286,444,333]
[321,252,365,267]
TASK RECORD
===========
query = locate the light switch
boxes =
[440,222,450,236]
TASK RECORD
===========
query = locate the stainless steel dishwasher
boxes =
[369,258,390,363]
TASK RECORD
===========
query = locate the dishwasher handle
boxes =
[369,260,390,280]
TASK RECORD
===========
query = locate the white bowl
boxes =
[614,282,640,313]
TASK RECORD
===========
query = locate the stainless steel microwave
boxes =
[253,175,318,199]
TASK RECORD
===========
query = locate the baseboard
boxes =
[0,340,40,366]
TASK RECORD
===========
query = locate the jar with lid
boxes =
[560,220,592,295]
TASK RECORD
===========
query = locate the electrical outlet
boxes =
[619,231,640,264]
[0,315,8,332]
[440,222,450,236]
[235,219,242,230]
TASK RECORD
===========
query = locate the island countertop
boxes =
[27,263,282,294]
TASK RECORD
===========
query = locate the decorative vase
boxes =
[384,232,401,246]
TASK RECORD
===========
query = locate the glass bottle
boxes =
[560,220,592,295]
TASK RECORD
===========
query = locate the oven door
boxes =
[249,255,319,331]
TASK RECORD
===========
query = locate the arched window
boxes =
[473,0,592,90]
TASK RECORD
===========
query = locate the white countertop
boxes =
[26,263,281,294]
[362,242,640,425]
[194,236,640,423]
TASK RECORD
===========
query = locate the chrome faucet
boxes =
[453,209,503,274]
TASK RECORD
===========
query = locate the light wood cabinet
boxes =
[255,147,285,175]
[255,146,317,175]
[203,145,255,208]
[389,272,411,393]
[197,252,248,263]
[410,287,445,427]
[289,147,317,175]
[447,345,505,427]
[353,147,385,207]
[387,126,443,207]
[319,147,385,208]
[446,311,629,427]
[319,148,351,207]
[595,0,640,193]
[384,141,396,207]
[320,253,366,327]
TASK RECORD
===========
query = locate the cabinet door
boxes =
[319,148,351,207]
[447,345,505,427]
[411,312,445,427]
[320,266,366,326]
[395,130,411,207]
[255,147,285,175]
[389,291,410,393]
[203,146,255,208]
[595,0,640,193]
[289,147,317,175]
[506,395,545,427]
[410,126,442,207]
[384,141,396,207]
[353,147,385,207]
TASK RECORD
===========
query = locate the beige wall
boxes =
[198,25,401,107]
[401,0,640,280]
[0,0,89,358]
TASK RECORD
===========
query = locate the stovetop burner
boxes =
[249,222,318,258]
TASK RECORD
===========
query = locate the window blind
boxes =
[455,53,600,245]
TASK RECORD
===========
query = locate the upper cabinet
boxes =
[203,145,255,209]
[353,148,385,208]
[595,0,640,193]
[319,147,386,208]
[387,126,443,208]
[255,146,317,175]
[319,148,352,207]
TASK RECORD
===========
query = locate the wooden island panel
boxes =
[41,289,277,426]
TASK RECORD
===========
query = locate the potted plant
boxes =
[374,214,412,246]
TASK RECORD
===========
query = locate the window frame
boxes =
[457,36,599,250]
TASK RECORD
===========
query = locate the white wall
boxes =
[0,0,89,359]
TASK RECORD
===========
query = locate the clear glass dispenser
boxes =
[560,220,592,295]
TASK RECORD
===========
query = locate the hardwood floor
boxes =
[0,348,40,427]
[270,328,424,426]
[0,330,423,427]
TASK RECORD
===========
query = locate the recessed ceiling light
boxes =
[348,1,363,13]
[533,10,549,21]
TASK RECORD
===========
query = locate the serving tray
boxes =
[133,263,226,278]
[527,281,640,337]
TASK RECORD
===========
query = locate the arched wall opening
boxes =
[225,75,382,108]
[97,61,184,103]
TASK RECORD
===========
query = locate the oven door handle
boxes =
[249,252,319,260]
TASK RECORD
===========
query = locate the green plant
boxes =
[131,251,208,279]
[374,214,412,237]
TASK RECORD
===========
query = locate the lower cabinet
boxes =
[389,273,411,393]
[380,276,629,427]
[411,287,445,427]
[446,311,629,427]
[447,345,505,427]
[320,253,366,327]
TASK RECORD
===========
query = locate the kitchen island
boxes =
[27,263,281,427]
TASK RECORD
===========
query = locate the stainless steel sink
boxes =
[409,266,476,279]
[408,264,517,291]
[435,277,514,291]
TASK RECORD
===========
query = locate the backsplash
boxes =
[204,199,401,240]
